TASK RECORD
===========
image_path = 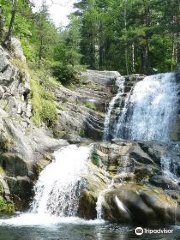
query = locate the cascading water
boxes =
[111,72,179,180]
[0,145,99,226]
[31,145,91,217]
[103,76,125,141]
[114,73,179,142]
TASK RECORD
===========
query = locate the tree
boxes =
[3,0,17,47]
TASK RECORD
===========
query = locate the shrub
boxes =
[92,151,100,167]
[52,63,79,86]
[0,197,15,213]
[41,100,58,127]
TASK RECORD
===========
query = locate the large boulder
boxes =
[102,183,178,225]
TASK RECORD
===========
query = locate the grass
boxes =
[83,102,96,111]
[30,69,58,127]
[10,58,29,82]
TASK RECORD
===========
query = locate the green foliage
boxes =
[92,150,100,167]
[83,102,96,110]
[40,100,58,127]
[0,182,15,213]
[52,63,79,86]
[57,105,66,111]
[1,0,179,92]
[0,135,14,152]
[74,0,180,74]
[0,197,15,213]
[80,129,86,138]
[30,70,58,127]
[0,166,5,175]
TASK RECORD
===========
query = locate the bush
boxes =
[52,63,79,86]
[0,197,15,213]
[41,100,58,127]
[92,150,100,167]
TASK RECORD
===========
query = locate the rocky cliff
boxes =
[0,40,68,209]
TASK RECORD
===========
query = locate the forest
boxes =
[0,0,180,78]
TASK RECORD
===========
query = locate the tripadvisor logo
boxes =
[135,227,174,235]
[135,227,143,235]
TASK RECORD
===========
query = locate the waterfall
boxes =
[96,195,103,220]
[103,76,125,140]
[0,144,107,226]
[161,143,180,181]
[114,73,179,141]
[31,145,91,216]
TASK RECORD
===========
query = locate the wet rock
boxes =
[78,163,110,219]
[102,183,177,225]
[149,175,180,191]
[63,134,82,144]
[6,176,33,209]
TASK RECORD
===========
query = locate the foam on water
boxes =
[0,213,105,227]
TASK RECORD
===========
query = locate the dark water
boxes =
[0,215,179,240]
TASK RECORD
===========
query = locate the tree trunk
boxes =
[38,34,43,63]
[132,42,135,73]
[98,23,103,70]
[0,6,4,42]
[4,0,17,48]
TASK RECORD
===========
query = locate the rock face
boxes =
[54,70,120,141]
[0,41,68,209]
[77,140,180,224]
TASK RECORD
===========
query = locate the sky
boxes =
[34,0,77,27]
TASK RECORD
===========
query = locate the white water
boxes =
[31,145,91,216]
[103,76,125,140]
[161,143,180,181]
[96,195,103,220]
[114,73,179,141]
[0,145,104,226]
[0,213,104,227]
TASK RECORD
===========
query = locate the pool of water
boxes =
[0,213,179,240]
